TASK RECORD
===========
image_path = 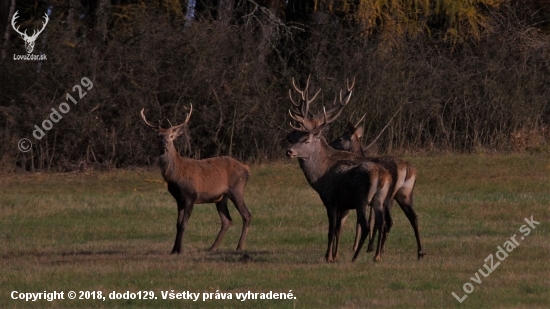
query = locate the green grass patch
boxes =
[1,154,549,308]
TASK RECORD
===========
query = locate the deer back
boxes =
[161,155,250,203]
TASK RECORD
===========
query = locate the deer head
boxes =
[286,77,355,158]
[12,11,49,54]
[140,105,193,154]
[329,114,366,153]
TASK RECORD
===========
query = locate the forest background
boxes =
[1,0,549,172]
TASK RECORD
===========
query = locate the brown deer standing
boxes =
[286,77,392,262]
[140,105,252,254]
[330,117,425,260]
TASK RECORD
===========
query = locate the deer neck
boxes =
[352,139,365,156]
[298,137,335,190]
[158,143,183,183]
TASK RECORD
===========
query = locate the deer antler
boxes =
[140,108,159,131]
[141,104,193,131]
[171,104,193,130]
[289,77,354,133]
[354,113,367,128]
[289,75,321,119]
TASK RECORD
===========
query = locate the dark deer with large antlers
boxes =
[330,116,426,260]
[140,105,252,254]
[286,77,392,262]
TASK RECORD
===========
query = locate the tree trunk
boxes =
[95,0,111,42]
[1,0,15,60]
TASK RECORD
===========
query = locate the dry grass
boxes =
[1,154,549,308]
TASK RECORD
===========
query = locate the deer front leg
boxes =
[171,199,194,254]
[171,202,185,254]
[325,207,338,262]
[333,210,349,262]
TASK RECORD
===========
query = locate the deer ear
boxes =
[355,126,364,138]
[346,121,356,132]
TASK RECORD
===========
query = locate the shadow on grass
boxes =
[198,249,274,263]
[61,250,123,256]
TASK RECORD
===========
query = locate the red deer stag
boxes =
[329,116,425,260]
[140,105,252,254]
[286,77,392,262]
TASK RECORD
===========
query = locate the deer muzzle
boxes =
[286,149,297,158]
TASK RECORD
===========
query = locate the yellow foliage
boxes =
[322,0,505,43]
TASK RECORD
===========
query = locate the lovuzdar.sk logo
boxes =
[12,11,48,61]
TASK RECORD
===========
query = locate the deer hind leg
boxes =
[209,195,232,252]
[371,177,389,262]
[395,189,425,259]
[353,216,360,252]
[365,205,376,252]
[228,190,252,251]
[381,200,394,253]
[372,200,386,262]
[351,202,369,262]
[172,199,195,254]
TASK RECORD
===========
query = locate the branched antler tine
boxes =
[289,121,307,132]
[324,106,346,125]
[184,103,193,125]
[290,106,304,117]
[342,89,353,106]
[288,89,301,108]
[291,78,305,100]
[167,119,173,127]
[288,109,304,123]
[354,113,367,127]
[322,101,343,117]
[302,98,309,120]
[140,108,158,130]
[321,90,349,125]
[173,103,193,129]
[307,88,321,105]
[347,76,356,92]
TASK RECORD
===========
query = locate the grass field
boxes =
[1,153,549,308]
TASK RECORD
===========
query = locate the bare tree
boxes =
[1,0,15,60]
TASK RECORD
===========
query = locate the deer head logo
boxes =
[11,11,49,54]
